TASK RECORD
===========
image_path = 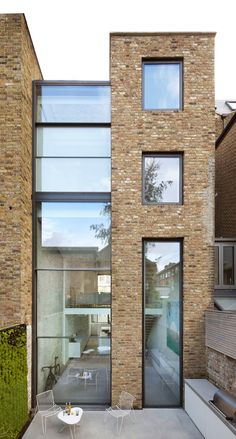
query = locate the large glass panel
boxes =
[36,85,111,123]
[37,203,111,269]
[215,247,219,285]
[223,246,234,285]
[37,270,111,335]
[36,127,111,157]
[144,240,181,407]
[36,158,110,192]
[143,62,182,110]
[143,155,181,203]
[37,313,110,404]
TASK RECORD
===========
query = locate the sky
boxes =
[0,0,236,99]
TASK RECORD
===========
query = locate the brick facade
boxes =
[215,113,236,237]
[110,33,215,407]
[207,347,236,393]
[0,14,42,408]
[0,14,42,328]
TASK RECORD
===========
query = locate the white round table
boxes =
[58,407,83,439]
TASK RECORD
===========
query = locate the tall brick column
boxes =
[0,14,42,406]
[110,32,215,407]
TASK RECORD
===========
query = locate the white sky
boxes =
[0,0,235,99]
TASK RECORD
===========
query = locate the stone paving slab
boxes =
[22,408,203,439]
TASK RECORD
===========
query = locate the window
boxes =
[143,240,182,407]
[143,61,183,110]
[215,242,236,288]
[143,154,182,204]
[34,83,111,406]
[36,85,111,123]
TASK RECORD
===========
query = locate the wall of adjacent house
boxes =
[209,117,236,392]
[0,14,42,326]
[0,13,42,408]
[215,114,236,237]
[110,32,215,407]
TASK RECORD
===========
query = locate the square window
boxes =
[143,61,182,110]
[143,154,182,204]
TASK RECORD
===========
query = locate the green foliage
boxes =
[144,158,172,202]
[90,203,111,245]
[0,325,29,439]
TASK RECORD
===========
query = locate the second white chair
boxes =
[36,390,61,435]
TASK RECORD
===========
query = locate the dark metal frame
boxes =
[142,238,183,408]
[32,81,112,408]
[142,152,183,205]
[142,58,184,111]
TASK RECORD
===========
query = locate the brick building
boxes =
[205,103,236,391]
[0,14,216,416]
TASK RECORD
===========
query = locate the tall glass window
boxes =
[144,240,181,407]
[34,83,111,406]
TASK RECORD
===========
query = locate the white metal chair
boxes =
[84,369,99,391]
[36,390,61,435]
[118,391,136,421]
[105,391,135,434]
[66,367,83,383]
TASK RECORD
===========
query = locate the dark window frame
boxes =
[32,81,112,408]
[142,59,183,111]
[142,152,183,205]
[142,237,183,408]
[215,241,236,289]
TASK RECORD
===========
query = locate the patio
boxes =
[22,408,203,439]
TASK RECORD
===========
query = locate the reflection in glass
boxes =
[36,127,111,157]
[36,85,111,123]
[143,63,181,110]
[36,158,110,192]
[37,312,110,404]
[215,247,219,285]
[144,241,181,407]
[223,247,234,285]
[144,156,181,203]
[37,203,111,269]
[37,270,110,333]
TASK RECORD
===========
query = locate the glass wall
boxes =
[144,240,181,407]
[36,85,111,123]
[34,83,111,405]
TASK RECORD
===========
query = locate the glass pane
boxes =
[143,63,181,110]
[214,247,219,285]
[37,270,64,336]
[223,247,234,285]
[37,270,110,333]
[37,317,110,404]
[144,156,180,203]
[36,127,111,157]
[37,203,111,269]
[36,85,111,123]
[36,158,110,192]
[144,241,181,407]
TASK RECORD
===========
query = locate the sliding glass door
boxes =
[144,240,182,407]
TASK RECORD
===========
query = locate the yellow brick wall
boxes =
[0,14,42,328]
[110,33,215,407]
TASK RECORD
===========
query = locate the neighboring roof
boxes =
[215,99,236,116]
[216,110,236,148]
